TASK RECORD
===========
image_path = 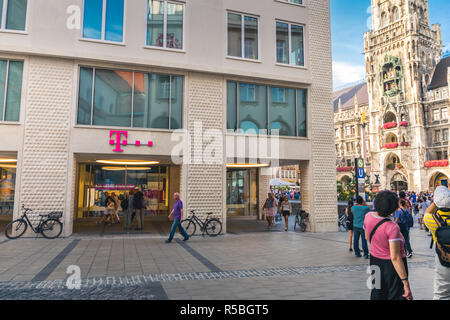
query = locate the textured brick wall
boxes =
[18,57,74,230]
[185,73,225,229]
[308,0,338,232]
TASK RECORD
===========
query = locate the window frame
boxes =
[433,109,441,121]
[226,79,308,138]
[0,0,29,33]
[81,0,127,45]
[226,10,260,62]
[145,0,186,52]
[275,0,305,7]
[75,65,184,130]
[0,59,24,123]
[275,19,305,68]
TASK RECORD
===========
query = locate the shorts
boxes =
[282,210,290,217]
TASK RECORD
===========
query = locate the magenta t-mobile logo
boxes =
[109,130,153,152]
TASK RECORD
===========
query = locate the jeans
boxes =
[353,227,369,257]
[399,225,413,254]
[434,255,450,300]
[168,219,189,242]
[125,209,132,229]
[135,208,144,229]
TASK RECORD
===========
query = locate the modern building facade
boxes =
[0,0,336,236]
[334,0,450,193]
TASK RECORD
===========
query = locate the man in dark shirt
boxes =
[166,193,189,243]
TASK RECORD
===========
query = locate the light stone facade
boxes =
[334,0,450,193]
[0,0,336,236]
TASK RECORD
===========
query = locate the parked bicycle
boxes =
[338,213,349,231]
[294,209,309,232]
[181,210,222,237]
[5,205,63,239]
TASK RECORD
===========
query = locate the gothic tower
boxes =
[364,0,442,191]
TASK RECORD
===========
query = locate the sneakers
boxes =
[165,240,172,243]
[364,255,369,259]
[183,237,189,241]
[349,248,353,252]
[407,252,413,258]
[355,254,362,258]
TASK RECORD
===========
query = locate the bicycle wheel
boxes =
[204,218,222,237]
[5,219,28,239]
[300,222,307,232]
[40,219,63,239]
[181,219,196,237]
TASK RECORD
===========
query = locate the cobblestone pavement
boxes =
[0,221,438,300]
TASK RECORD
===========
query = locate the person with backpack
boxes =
[424,186,450,300]
[364,191,412,300]
[394,200,414,258]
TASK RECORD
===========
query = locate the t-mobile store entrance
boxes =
[74,158,180,234]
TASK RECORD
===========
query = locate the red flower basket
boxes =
[383,122,398,129]
[337,167,353,172]
[425,160,449,168]
[401,142,409,147]
[384,143,399,149]
[400,121,408,127]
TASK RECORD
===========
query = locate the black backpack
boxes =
[432,209,450,268]
[121,198,128,210]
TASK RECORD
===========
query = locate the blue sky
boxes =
[331,0,450,90]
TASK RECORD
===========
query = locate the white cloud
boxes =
[333,61,365,90]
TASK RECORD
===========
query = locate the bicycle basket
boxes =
[48,211,63,219]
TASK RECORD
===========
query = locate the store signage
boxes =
[95,184,136,190]
[109,130,153,152]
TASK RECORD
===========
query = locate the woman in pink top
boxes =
[363,190,413,300]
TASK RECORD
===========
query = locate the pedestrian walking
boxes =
[133,187,145,230]
[394,200,413,258]
[166,193,189,243]
[346,199,354,252]
[263,193,278,231]
[126,190,135,230]
[364,191,412,300]
[351,196,370,258]
[424,186,450,300]
[279,195,292,231]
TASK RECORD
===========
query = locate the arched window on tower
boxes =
[381,12,388,28]
[392,7,400,22]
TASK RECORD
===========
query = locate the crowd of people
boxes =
[343,188,449,300]
[97,188,146,230]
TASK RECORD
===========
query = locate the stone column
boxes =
[185,72,225,233]
[17,57,74,236]
[307,0,338,232]
[258,171,270,220]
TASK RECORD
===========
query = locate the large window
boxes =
[77,67,183,129]
[227,80,307,137]
[0,60,23,122]
[278,0,303,4]
[147,0,184,50]
[276,21,304,66]
[82,0,124,42]
[0,0,27,31]
[227,12,259,60]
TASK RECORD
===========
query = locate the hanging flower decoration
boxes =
[401,141,409,146]
[400,121,408,127]
[425,160,449,168]
[383,122,398,129]
[384,143,399,149]
[337,167,353,172]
